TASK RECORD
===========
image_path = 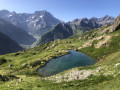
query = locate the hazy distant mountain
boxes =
[0,32,23,55]
[34,23,73,46]
[0,18,36,45]
[69,15,115,32]
[0,10,60,38]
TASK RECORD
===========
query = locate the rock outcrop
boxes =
[110,15,120,32]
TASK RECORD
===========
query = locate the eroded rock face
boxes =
[94,36,111,48]
[111,15,120,32]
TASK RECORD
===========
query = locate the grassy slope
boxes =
[0,37,84,76]
[1,25,120,89]
[1,50,120,90]
[80,28,120,60]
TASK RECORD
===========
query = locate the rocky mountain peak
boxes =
[98,15,115,25]
[0,10,10,17]
[103,15,114,20]
[0,9,9,14]
[0,10,60,38]
[70,15,115,32]
[34,10,52,17]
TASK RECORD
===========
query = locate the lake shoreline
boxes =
[37,50,96,77]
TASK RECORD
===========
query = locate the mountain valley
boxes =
[0,9,120,90]
[0,18,36,45]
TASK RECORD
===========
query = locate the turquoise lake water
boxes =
[37,50,96,77]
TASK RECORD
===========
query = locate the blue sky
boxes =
[0,0,120,22]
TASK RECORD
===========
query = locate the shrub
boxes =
[0,58,7,65]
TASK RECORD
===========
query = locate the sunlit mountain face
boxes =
[0,10,60,38]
